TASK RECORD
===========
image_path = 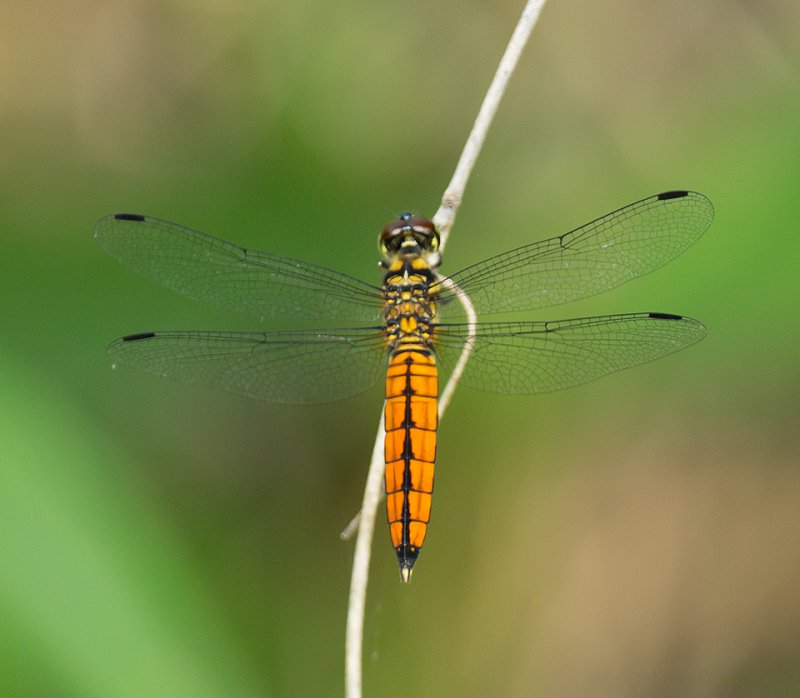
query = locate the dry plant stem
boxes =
[339,509,361,541]
[345,2,547,696]
[341,0,548,546]
[341,0,547,544]
[436,278,478,415]
[433,0,548,250]
[344,410,385,698]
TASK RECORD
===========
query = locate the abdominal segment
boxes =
[384,347,438,581]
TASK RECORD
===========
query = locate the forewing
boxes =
[433,313,706,394]
[94,214,383,322]
[436,191,713,317]
[108,327,387,404]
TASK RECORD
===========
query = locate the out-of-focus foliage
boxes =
[1,1,799,695]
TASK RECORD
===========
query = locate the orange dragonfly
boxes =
[95,190,712,582]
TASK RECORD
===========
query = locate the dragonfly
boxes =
[95,189,713,582]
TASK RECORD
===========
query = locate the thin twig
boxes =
[344,2,547,696]
[436,277,478,416]
[339,510,361,542]
[344,410,385,698]
[433,0,548,251]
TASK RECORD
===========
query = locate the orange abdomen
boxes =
[384,347,438,582]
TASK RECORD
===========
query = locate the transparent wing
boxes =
[94,214,384,323]
[433,312,706,394]
[435,191,713,318]
[108,327,388,404]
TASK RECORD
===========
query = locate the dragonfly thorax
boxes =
[382,257,438,351]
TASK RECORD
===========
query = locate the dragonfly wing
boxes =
[94,214,383,322]
[435,191,713,317]
[108,327,387,404]
[433,313,706,394]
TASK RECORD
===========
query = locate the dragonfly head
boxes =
[378,213,441,268]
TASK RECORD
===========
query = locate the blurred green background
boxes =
[2,0,799,695]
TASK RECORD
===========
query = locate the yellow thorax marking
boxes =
[400,316,419,333]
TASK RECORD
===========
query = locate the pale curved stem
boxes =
[436,277,478,415]
[339,509,361,542]
[344,410,385,698]
[345,2,547,696]
[434,0,548,251]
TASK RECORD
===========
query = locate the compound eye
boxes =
[378,224,404,255]
[419,227,440,252]
[408,219,439,252]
